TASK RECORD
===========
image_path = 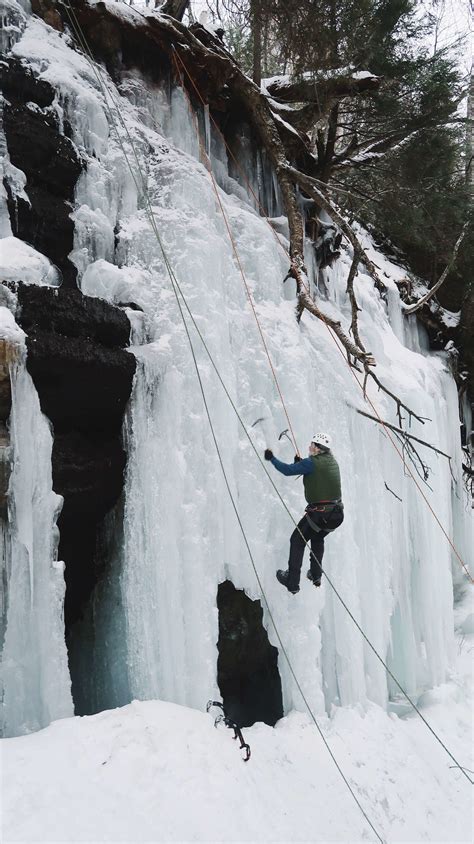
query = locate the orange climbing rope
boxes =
[173,50,300,456]
[172,48,473,582]
[173,50,308,277]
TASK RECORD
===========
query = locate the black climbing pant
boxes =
[287,505,344,591]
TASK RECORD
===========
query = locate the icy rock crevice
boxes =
[13,283,136,633]
[0,282,136,728]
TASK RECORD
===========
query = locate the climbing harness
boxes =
[59,12,473,840]
[206,701,251,762]
[305,501,344,532]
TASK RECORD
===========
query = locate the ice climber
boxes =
[264,433,344,594]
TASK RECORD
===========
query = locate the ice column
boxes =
[0,342,72,737]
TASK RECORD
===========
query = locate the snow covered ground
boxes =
[2,591,473,843]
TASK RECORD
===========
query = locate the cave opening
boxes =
[216,579,283,728]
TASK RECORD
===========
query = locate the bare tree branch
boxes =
[265,69,381,108]
[158,0,190,20]
[346,247,366,352]
[285,166,387,293]
[356,410,451,457]
[404,220,470,315]
[364,371,430,426]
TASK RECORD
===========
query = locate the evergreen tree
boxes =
[204,0,470,306]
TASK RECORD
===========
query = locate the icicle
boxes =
[0,340,73,737]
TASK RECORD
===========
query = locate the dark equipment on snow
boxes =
[206,700,251,762]
[264,449,274,460]
[250,416,267,428]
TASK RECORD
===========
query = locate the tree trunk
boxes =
[251,0,262,88]
[159,0,190,21]
[467,67,474,201]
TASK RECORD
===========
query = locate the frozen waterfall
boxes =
[0,339,73,736]
[1,10,472,735]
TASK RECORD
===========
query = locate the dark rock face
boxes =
[18,283,131,346]
[459,291,474,436]
[217,580,283,728]
[17,285,133,434]
[14,284,136,630]
[2,58,82,287]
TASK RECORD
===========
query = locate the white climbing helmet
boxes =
[311,432,332,449]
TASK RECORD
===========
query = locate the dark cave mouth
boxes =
[216,579,283,728]
[64,566,284,728]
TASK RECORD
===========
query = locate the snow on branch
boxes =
[264,69,381,106]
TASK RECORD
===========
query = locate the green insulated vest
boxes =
[303,452,342,504]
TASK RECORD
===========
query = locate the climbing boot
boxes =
[307,570,321,587]
[276,569,299,594]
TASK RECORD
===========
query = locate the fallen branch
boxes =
[356,409,448,456]
[363,372,430,426]
[286,166,387,294]
[394,429,433,489]
[404,221,469,315]
[359,409,461,490]
[346,247,366,353]
[297,284,375,364]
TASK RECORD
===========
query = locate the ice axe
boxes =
[279,428,302,470]
[278,428,292,446]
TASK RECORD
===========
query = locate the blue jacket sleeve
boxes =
[270,456,314,476]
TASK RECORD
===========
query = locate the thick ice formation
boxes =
[0,341,73,737]
[0,237,61,287]
[1,6,472,735]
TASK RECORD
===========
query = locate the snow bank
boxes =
[3,618,473,842]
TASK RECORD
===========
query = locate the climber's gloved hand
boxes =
[264,449,274,461]
[294,454,302,463]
